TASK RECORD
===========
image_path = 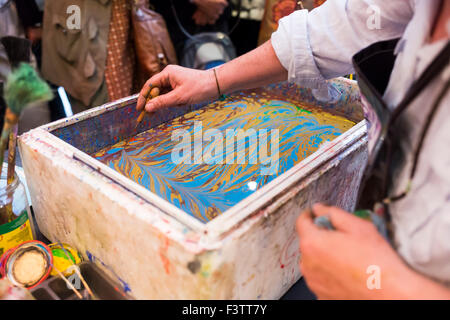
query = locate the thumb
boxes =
[296,208,320,238]
[145,90,181,112]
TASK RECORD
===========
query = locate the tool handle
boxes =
[54,267,83,299]
[313,215,335,231]
[312,210,389,240]
[136,86,160,126]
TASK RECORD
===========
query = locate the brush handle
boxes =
[73,265,96,299]
[136,86,160,126]
[4,125,18,222]
[313,215,335,231]
[53,267,83,299]
[0,124,12,177]
[0,122,11,224]
[136,110,146,124]
[0,109,19,178]
[56,240,96,299]
[7,124,18,184]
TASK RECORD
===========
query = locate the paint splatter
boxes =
[158,237,171,275]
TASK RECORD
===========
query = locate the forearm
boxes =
[215,40,288,94]
[385,264,450,300]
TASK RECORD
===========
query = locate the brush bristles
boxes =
[4,63,53,115]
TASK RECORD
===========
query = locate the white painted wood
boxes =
[18,79,368,299]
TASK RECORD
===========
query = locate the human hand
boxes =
[192,0,228,22]
[136,65,218,113]
[193,9,217,26]
[26,27,42,45]
[296,204,415,299]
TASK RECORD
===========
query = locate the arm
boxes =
[273,0,414,91]
[216,40,288,93]
[137,40,287,112]
[137,0,415,112]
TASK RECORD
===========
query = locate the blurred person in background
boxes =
[0,0,50,134]
[42,0,177,114]
[258,0,327,45]
[14,0,44,66]
[42,0,121,113]
[42,0,173,113]
[152,0,231,59]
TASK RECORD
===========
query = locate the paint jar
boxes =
[0,170,35,257]
[0,241,53,289]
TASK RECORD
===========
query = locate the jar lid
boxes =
[0,241,53,289]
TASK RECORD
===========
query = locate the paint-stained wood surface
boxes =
[18,79,367,299]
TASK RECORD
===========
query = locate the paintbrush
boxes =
[53,266,84,299]
[1,37,34,220]
[1,64,53,222]
[0,38,53,222]
[56,240,97,300]
[6,125,18,184]
[135,86,160,128]
[1,103,18,222]
[1,63,53,179]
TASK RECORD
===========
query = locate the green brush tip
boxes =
[4,63,53,115]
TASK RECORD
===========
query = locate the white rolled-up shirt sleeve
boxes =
[271,0,414,92]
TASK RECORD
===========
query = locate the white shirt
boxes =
[271,0,450,285]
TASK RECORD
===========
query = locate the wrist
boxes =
[199,69,221,101]
[213,68,226,100]
[382,263,450,299]
[213,66,232,95]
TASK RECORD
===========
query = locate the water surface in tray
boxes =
[92,90,355,223]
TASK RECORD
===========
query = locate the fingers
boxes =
[296,208,318,238]
[193,10,208,26]
[211,14,220,23]
[145,90,181,113]
[217,0,228,13]
[196,0,227,18]
[136,70,171,111]
[312,203,375,234]
[199,16,209,26]
[136,81,152,111]
[195,9,219,24]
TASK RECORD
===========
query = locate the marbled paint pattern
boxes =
[92,91,355,222]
